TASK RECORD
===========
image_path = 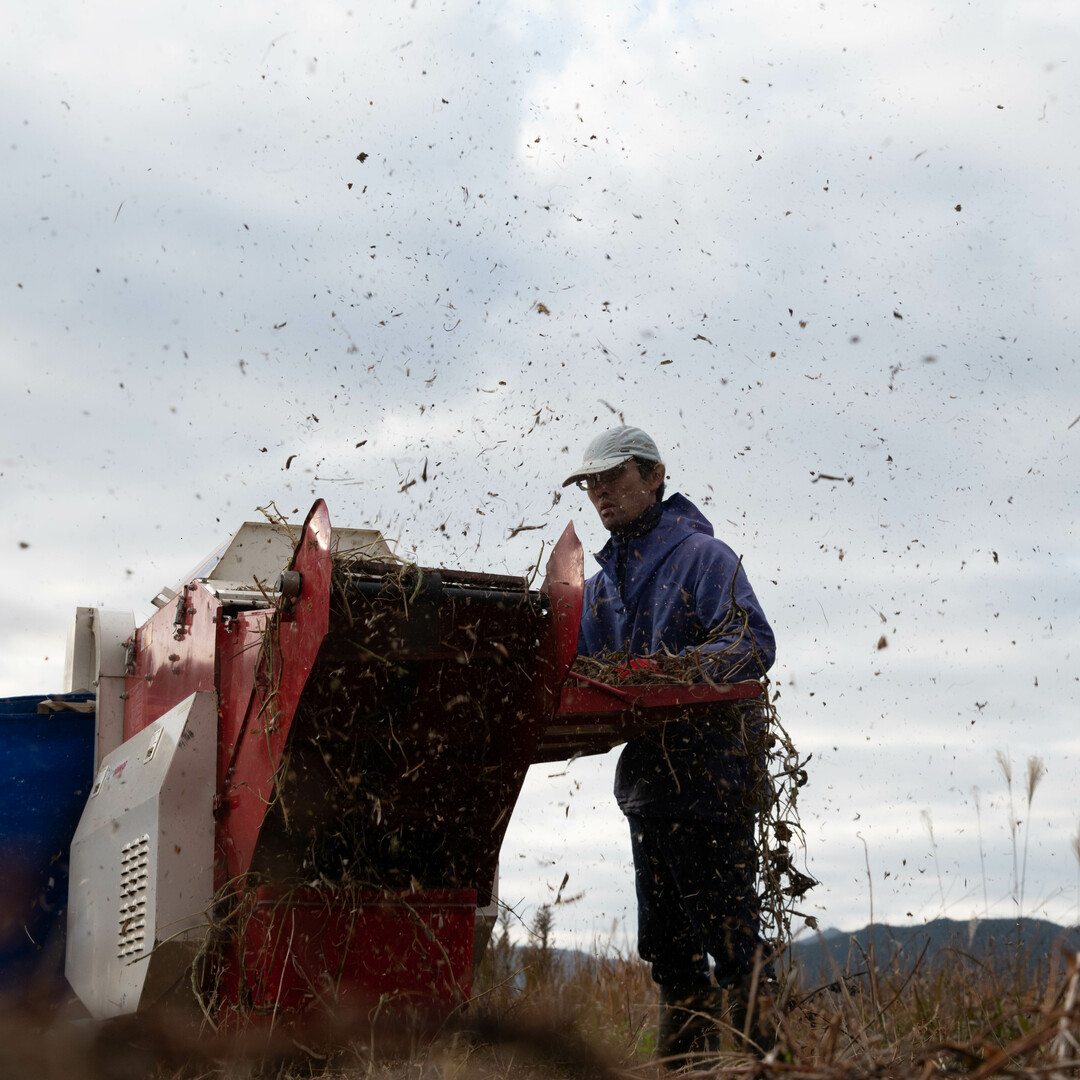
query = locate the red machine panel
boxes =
[124,585,219,738]
[218,501,333,882]
[216,886,476,1025]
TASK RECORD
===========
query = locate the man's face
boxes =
[585,459,665,533]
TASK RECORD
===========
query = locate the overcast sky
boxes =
[3,0,1078,946]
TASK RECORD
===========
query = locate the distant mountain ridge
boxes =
[787,917,1080,983]
[538,918,1080,986]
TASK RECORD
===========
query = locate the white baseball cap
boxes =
[562,425,663,487]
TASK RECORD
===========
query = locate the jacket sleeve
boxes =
[577,573,615,657]
[680,537,775,679]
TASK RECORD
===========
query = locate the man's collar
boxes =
[611,498,663,541]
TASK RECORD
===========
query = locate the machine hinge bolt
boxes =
[277,570,303,599]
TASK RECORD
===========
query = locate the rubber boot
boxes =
[657,985,720,1069]
[726,979,778,1055]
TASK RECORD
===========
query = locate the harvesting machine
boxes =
[0,500,762,1025]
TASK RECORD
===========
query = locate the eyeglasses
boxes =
[575,460,632,491]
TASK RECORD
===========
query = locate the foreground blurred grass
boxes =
[2,922,1079,1080]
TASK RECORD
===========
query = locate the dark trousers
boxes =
[627,813,766,989]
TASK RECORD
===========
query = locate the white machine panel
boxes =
[66,692,216,1019]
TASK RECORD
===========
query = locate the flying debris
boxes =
[507,522,545,539]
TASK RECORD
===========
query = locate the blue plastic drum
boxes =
[0,694,94,1006]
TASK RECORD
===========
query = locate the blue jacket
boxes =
[577,493,776,819]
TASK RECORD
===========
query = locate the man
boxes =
[563,425,777,1062]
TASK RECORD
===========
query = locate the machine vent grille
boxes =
[117,833,151,960]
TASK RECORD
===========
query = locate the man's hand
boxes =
[616,657,659,683]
